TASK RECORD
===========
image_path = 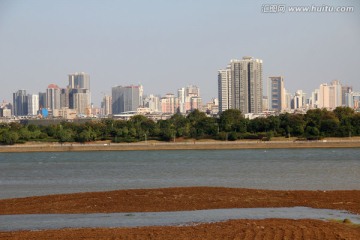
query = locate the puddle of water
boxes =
[1,207,359,231]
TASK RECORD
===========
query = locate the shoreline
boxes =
[1,138,360,152]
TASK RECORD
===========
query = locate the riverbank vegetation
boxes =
[1,107,360,145]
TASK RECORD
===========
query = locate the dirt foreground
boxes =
[1,187,360,239]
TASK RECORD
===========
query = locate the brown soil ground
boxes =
[1,219,359,240]
[1,187,360,239]
[1,187,359,215]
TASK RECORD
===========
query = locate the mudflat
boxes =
[1,187,360,239]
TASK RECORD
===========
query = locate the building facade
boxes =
[13,89,28,116]
[144,94,160,112]
[218,57,263,114]
[112,85,142,114]
[293,90,306,110]
[218,66,231,113]
[46,84,61,111]
[27,94,39,116]
[68,72,90,90]
[268,76,285,112]
[101,95,112,116]
[317,80,343,110]
[160,93,178,114]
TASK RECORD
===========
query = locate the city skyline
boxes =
[0,0,359,106]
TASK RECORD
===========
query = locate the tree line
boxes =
[1,107,360,145]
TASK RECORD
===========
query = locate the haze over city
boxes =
[0,0,359,107]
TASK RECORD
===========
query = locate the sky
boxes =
[0,0,359,107]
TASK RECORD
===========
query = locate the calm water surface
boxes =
[0,148,359,199]
[1,207,360,231]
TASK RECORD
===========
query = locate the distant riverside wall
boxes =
[1,140,360,153]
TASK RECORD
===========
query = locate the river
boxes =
[0,148,359,199]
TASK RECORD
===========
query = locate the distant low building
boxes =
[53,107,77,119]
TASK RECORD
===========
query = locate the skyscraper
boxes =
[68,72,90,90]
[13,89,28,116]
[218,66,231,113]
[144,94,160,112]
[38,92,47,109]
[218,57,263,114]
[73,91,90,115]
[177,85,201,113]
[231,57,263,114]
[293,90,306,109]
[160,93,178,114]
[60,88,69,108]
[268,76,285,112]
[112,85,142,114]
[46,84,61,111]
[101,95,112,116]
[27,94,39,116]
[177,88,185,113]
[68,72,91,115]
[318,80,343,109]
[342,85,353,106]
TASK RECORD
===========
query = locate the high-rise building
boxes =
[345,91,360,109]
[190,97,202,111]
[329,80,342,109]
[268,76,285,112]
[177,88,185,113]
[218,57,263,114]
[101,95,112,116]
[73,91,90,115]
[46,84,61,111]
[39,92,47,109]
[342,85,353,106]
[68,72,90,90]
[284,90,292,110]
[185,85,200,97]
[231,57,263,114]
[310,89,320,109]
[144,94,160,112]
[293,90,306,109]
[318,83,330,109]
[177,85,201,113]
[69,88,90,114]
[218,66,231,113]
[13,89,28,116]
[27,94,39,116]
[68,72,91,115]
[60,88,69,108]
[160,93,178,114]
[318,80,343,109]
[112,85,142,114]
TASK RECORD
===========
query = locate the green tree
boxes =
[350,113,360,135]
[333,107,355,122]
[305,126,321,140]
[76,129,96,143]
[0,130,19,145]
[57,129,74,142]
[219,109,243,132]
[319,112,339,137]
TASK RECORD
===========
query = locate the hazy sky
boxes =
[0,0,359,106]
